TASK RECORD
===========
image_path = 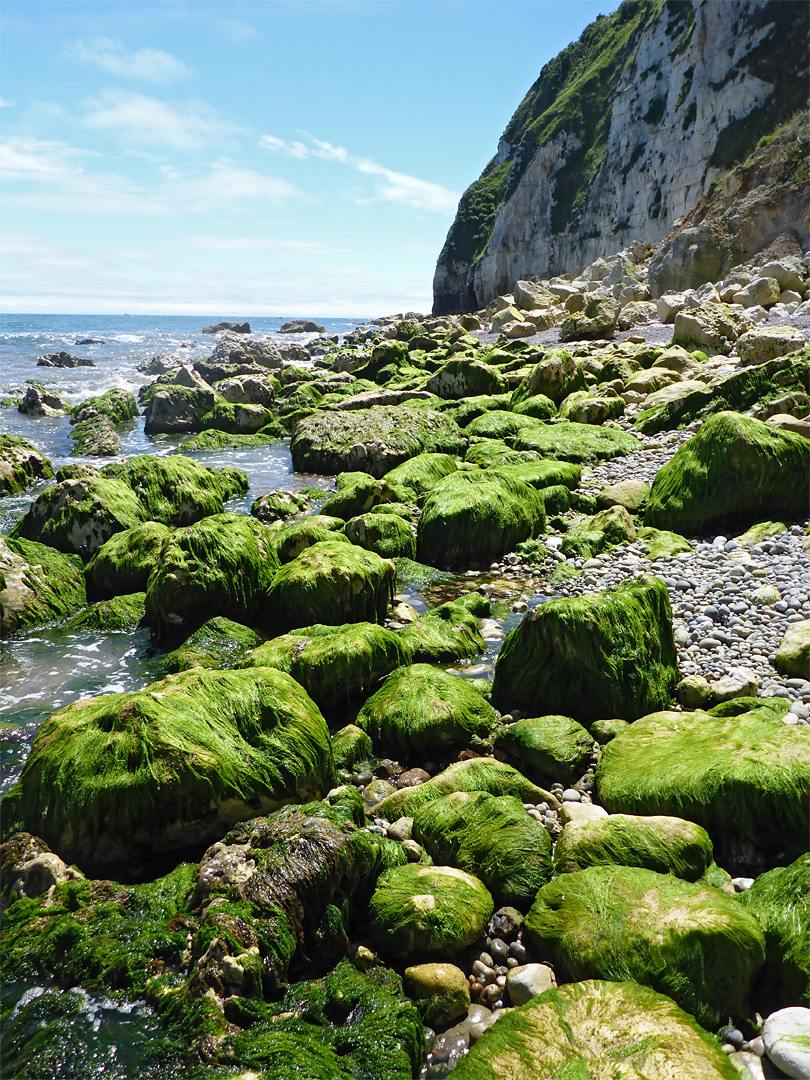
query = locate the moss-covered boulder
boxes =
[637,526,692,559]
[343,512,416,559]
[357,664,499,761]
[417,471,546,570]
[559,295,620,342]
[512,394,557,420]
[525,865,765,1027]
[291,406,466,477]
[320,473,384,520]
[554,813,714,881]
[374,758,558,822]
[494,715,594,787]
[463,410,540,441]
[251,489,308,523]
[492,577,679,723]
[66,592,146,632]
[739,854,810,1010]
[493,458,581,493]
[379,452,459,504]
[267,541,395,632]
[595,708,810,870]
[368,863,493,958]
[559,504,636,559]
[558,390,624,425]
[242,622,408,712]
[145,513,279,643]
[143,384,217,434]
[332,725,374,769]
[200,399,273,434]
[399,593,486,663]
[511,350,588,406]
[412,791,553,909]
[596,478,651,513]
[513,420,641,463]
[774,620,810,679]
[403,963,469,1028]
[84,521,171,599]
[71,387,138,426]
[101,454,248,526]
[0,536,86,635]
[426,359,506,399]
[644,411,810,535]
[1,667,335,867]
[272,515,347,562]
[451,980,741,1080]
[0,435,54,496]
[157,616,263,673]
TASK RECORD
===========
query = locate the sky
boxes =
[1,0,619,317]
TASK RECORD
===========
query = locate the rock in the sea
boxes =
[84,521,171,599]
[0,435,54,496]
[368,863,493,958]
[271,515,348,562]
[0,536,86,635]
[452,979,743,1079]
[595,707,810,870]
[202,320,251,334]
[399,593,487,664]
[525,865,764,1027]
[251,489,309,523]
[66,592,146,633]
[343,511,416,559]
[279,319,325,333]
[644,411,810,535]
[36,351,95,368]
[18,384,71,416]
[491,576,679,723]
[1,667,335,867]
[762,1007,810,1080]
[157,616,263,674]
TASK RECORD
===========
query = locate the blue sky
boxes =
[1,0,618,316]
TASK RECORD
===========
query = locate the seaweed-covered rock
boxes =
[559,296,620,342]
[101,454,248,526]
[332,725,374,769]
[143,385,218,434]
[403,963,469,1027]
[158,616,263,673]
[417,471,546,570]
[84,521,171,599]
[70,388,138,426]
[0,536,86,635]
[357,664,499,761]
[554,813,714,882]
[374,759,558,822]
[736,325,806,365]
[492,459,581,492]
[321,473,384,520]
[513,420,641,463]
[368,863,493,958]
[66,592,146,632]
[380,453,459,504]
[291,406,466,477]
[425,359,506,399]
[644,412,810,535]
[242,622,408,712]
[492,577,679,723]
[511,350,588,406]
[69,413,122,456]
[558,391,624,425]
[1,667,335,867]
[525,865,765,1027]
[494,715,594,786]
[559,504,636,559]
[412,791,553,909]
[596,478,651,512]
[774,620,810,679]
[739,854,810,1010]
[452,980,741,1080]
[343,512,416,559]
[595,708,810,870]
[201,399,273,434]
[463,410,540,441]
[267,541,395,632]
[0,435,54,496]
[145,513,279,643]
[272,516,349,563]
[399,593,486,663]
[251,489,309,523]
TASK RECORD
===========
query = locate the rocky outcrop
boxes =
[434,0,809,313]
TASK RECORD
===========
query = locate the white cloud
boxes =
[187,235,347,255]
[218,19,259,42]
[82,90,236,152]
[260,133,459,214]
[67,37,190,83]
[161,161,300,212]
[0,98,13,108]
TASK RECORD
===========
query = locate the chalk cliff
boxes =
[433,0,809,314]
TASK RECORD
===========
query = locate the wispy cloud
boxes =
[218,19,259,42]
[188,235,347,255]
[0,98,13,108]
[66,37,191,83]
[260,132,459,214]
[82,90,236,152]
[159,161,300,211]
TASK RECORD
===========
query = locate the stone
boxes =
[279,319,325,333]
[767,414,810,438]
[710,666,760,703]
[672,303,742,354]
[494,716,594,787]
[513,280,559,311]
[510,348,588,406]
[403,963,470,1026]
[343,512,416,560]
[36,351,95,368]
[399,594,487,664]
[677,674,713,709]
[559,802,608,825]
[215,373,276,408]
[156,616,262,674]
[559,504,636,560]
[0,537,86,635]
[18,384,71,416]
[202,320,251,334]
[559,295,620,341]
[505,963,556,1006]
[733,278,782,309]
[762,1008,810,1080]
[656,293,686,322]
[774,621,810,679]
[425,360,506,399]
[625,367,682,394]
[736,325,806,365]
[595,479,650,513]
[0,435,54,496]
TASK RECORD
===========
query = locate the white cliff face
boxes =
[437,0,805,312]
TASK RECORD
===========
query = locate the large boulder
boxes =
[0,436,54,496]
[356,664,499,761]
[368,863,493,959]
[774,620,810,679]
[595,707,810,870]
[736,325,806,365]
[525,865,765,1027]
[1,667,335,867]
[644,411,810,534]
[266,540,395,631]
[0,536,86,635]
[102,455,248,524]
[559,295,620,341]
[380,452,459,504]
[399,594,487,663]
[202,320,251,334]
[241,622,408,712]
[143,385,218,434]
[145,513,279,643]
[513,419,641,463]
[343,512,416,559]
[290,406,466,477]
[84,521,171,599]
[417,471,546,569]
[494,715,594,787]
[492,577,679,723]
[272,515,348,562]
[412,791,553,909]
[208,334,282,369]
[559,504,636,559]
[425,360,507,399]
[452,980,743,1080]
[157,616,262,674]
[511,350,588,406]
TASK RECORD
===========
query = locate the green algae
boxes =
[157,616,263,673]
[513,420,641,463]
[101,454,248,526]
[84,521,171,600]
[0,434,54,496]
[67,592,146,632]
[494,715,594,786]
[399,593,487,663]
[343,512,416,559]
[1,535,87,635]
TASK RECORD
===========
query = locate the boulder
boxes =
[84,521,171,599]
[202,320,251,334]
[0,435,54,496]
[463,410,542,440]
[200,399,273,434]
[733,277,781,308]
[70,388,138,426]
[425,360,507,399]
[513,419,641,462]
[505,963,556,1006]
[69,414,121,457]
[251,489,309,523]
[368,863,493,958]
[291,406,466,477]
[596,478,650,512]
[214,373,276,407]
[762,1008,810,1080]
[241,622,408,712]
[143,385,218,434]
[18,384,71,416]
[271,515,348,563]
[380,452,459,504]
[671,302,742,354]
[412,791,553,909]
[644,411,810,534]
[144,513,279,643]
[513,280,559,310]
[559,504,636,559]
[66,592,145,633]
[525,865,764,1027]
[1,667,335,867]
[625,366,682,394]
[343,512,416,559]
[492,577,679,723]
[279,319,325,333]
[559,295,620,341]
[36,351,94,368]
[595,707,810,870]
[557,391,624,425]
[494,715,594,787]
[773,620,810,678]
[357,664,499,761]
[157,616,263,674]
[452,979,744,1080]
[403,963,469,1027]
[0,536,86,635]
[266,540,395,631]
[554,813,714,881]
[399,594,487,664]
[510,350,588,406]
[736,325,806,365]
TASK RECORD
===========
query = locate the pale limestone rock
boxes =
[709,667,760,704]
[506,963,556,1006]
[733,277,782,309]
[736,325,806,365]
[559,802,608,825]
[765,414,810,439]
[762,1008,810,1080]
